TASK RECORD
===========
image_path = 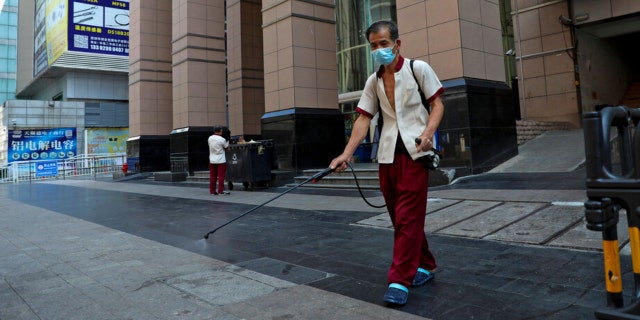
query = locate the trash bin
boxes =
[225,140,274,190]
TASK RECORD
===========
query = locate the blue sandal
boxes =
[411,268,434,287]
[383,283,409,305]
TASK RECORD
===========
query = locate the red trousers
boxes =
[379,153,437,287]
[209,163,227,194]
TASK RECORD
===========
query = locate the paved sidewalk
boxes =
[19,176,613,252]
[0,183,423,320]
[0,129,631,320]
[0,174,630,320]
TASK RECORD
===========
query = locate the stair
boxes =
[516,120,570,145]
[188,165,455,190]
[186,171,208,183]
[186,167,381,190]
[290,163,456,190]
[291,165,380,190]
[186,170,272,190]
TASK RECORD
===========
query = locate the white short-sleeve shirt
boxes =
[356,56,444,164]
[208,134,229,164]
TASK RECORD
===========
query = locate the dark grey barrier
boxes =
[584,106,640,319]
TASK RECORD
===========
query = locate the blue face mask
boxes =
[372,43,396,66]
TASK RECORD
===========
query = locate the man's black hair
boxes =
[365,20,399,42]
[213,125,223,133]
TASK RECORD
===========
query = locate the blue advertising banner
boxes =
[35,161,59,177]
[68,0,129,56]
[8,128,77,163]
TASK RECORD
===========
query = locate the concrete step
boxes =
[187,175,208,182]
[304,167,380,178]
[292,183,381,190]
[290,167,380,189]
[290,166,456,190]
[298,175,380,186]
[186,170,294,188]
[516,120,570,145]
[189,165,455,190]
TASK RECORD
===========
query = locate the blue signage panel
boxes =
[8,128,77,163]
[36,161,59,177]
[68,0,129,56]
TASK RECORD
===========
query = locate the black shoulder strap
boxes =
[410,59,431,114]
[376,60,430,137]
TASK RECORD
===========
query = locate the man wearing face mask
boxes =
[329,20,445,306]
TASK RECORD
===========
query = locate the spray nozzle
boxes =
[311,167,335,183]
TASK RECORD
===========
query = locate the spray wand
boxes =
[203,166,335,239]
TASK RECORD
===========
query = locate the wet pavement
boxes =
[0,167,635,319]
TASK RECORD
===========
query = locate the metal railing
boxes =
[0,166,8,183]
[170,155,189,173]
[0,153,127,184]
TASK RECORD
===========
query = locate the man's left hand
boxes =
[415,136,433,152]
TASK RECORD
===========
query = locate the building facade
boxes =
[509,0,640,125]
[129,0,519,176]
[0,0,17,103]
[3,0,130,165]
[7,0,640,175]
[0,0,18,164]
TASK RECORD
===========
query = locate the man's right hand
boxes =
[330,154,352,172]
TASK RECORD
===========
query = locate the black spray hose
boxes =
[345,162,386,209]
[203,166,335,239]
[203,163,387,239]
[351,136,423,209]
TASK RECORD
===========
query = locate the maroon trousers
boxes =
[379,153,437,287]
[209,163,227,194]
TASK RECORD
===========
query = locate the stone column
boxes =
[261,0,344,171]
[170,0,226,173]
[397,0,518,174]
[226,0,264,140]
[127,0,173,172]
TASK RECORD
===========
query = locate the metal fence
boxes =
[0,153,126,184]
[170,155,189,174]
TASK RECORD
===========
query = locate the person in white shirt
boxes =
[208,126,230,195]
[330,20,445,306]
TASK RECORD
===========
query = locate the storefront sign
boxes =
[35,161,59,177]
[8,128,77,163]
